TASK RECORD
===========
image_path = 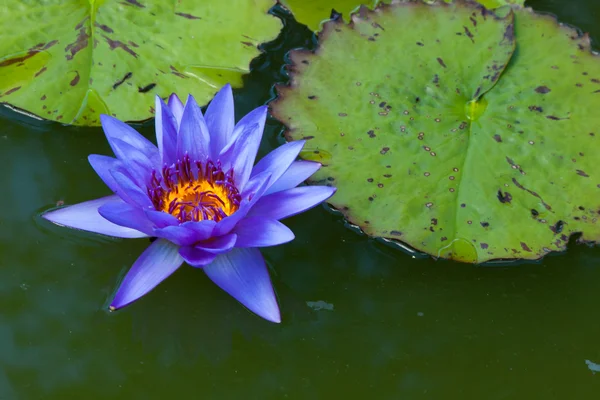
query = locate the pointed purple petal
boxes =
[88,154,124,194]
[181,220,217,240]
[250,140,305,191]
[144,209,180,228]
[234,217,294,248]
[100,114,159,166]
[42,195,148,238]
[177,95,210,161]
[155,96,178,165]
[204,248,280,323]
[196,233,237,254]
[205,84,235,159]
[248,186,336,220]
[179,246,217,267]
[264,161,321,195]
[219,106,267,187]
[109,138,154,187]
[213,170,271,236]
[153,220,216,246]
[110,239,183,310]
[110,170,153,209]
[154,225,200,246]
[98,201,154,235]
[168,94,184,127]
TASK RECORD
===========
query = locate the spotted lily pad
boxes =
[279,0,379,32]
[0,0,281,126]
[280,0,524,33]
[271,1,600,263]
[443,0,524,8]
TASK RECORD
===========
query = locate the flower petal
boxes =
[42,195,148,238]
[177,95,211,161]
[248,186,336,220]
[219,105,267,188]
[250,140,305,191]
[144,209,180,228]
[110,239,183,310]
[98,201,154,235]
[205,84,235,159]
[196,233,237,254]
[179,246,217,267]
[264,161,321,195]
[88,154,124,194]
[155,96,178,165]
[110,170,153,209]
[234,217,294,248]
[100,114,159,166]
[168,94,184,127]
[109,138,155,187]
[154,225,200,247]
[154,220,216,246]
[213,170,271,236]
[181,220,217,241]
[204,248,280,323]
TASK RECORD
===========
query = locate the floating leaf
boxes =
[0,0,281,126]
[272,1,600,263]
[279,0,379,32]
[279,0,525,33]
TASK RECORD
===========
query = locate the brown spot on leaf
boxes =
[70,71,80,86]
[520,242,532,252]
[390,230,402,236]
[124,0,144,7]
[550,220,564,234]
[65,21,90,61]
[95,23,114,33]
[480,243,489,249]
[497,190,512,204]
[436,57,446,68]
[170,65,187,79]
[463,26,474,42]
[34,66,47,77]
[0,86,21,97]
[113,72,132,89]
[175,12,201,19]
[493,134,502,142]
[576,169,589,177]
[535,86,551,94]
[380,147,389,155]
[138,83,156,93]
[104,36,138,58]
[528,105,543,112]
[512,178,552,210]
[503,23,514,43]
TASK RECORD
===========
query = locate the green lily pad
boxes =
[279,0,379,32]
[443,0,524,8]
[0,0,281,126]
[271,1,600,263]
[280,0,524,33]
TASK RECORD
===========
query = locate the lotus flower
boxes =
[42,84,335,323]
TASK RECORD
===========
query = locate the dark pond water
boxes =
[1,1,600,398]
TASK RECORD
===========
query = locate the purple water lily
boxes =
[43,84,335,323]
